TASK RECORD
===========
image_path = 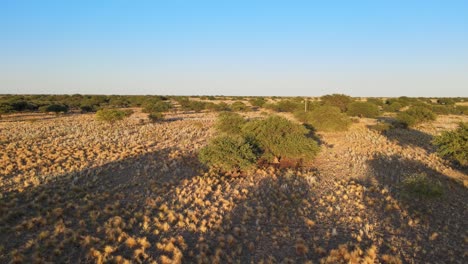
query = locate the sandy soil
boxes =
[0,111,467,263]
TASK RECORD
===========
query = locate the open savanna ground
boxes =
[0,109,467,264]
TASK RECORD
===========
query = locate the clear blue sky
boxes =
[1,0,467,96]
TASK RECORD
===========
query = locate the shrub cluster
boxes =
[396,106,437,127]
[95,109,133,123]
[432,123,467,166]
[199,114,320,172]
[346,101,380,118]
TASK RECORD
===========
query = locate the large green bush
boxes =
[433,123,467,166]
[396,106,436,127]
[95,109,132,123]
[242,116,320,162]
[346,101,380,118]
[299,105,351,132]
[320,94,353,112]
[201,114,320,172]
[215,112,247,135]
[199,135,258,171]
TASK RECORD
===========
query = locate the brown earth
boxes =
[0,111,467,263]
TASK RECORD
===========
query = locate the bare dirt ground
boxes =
[0,111,467,263]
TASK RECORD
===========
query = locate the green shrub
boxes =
[265,100,302,112]
[142,100,171,113]
[39,104,69,113]
[366,98,384,106]
[396,106,436,127]
[148,112,164,122]
[300,105,351,132]
[216,112,246,135]
[242,115,320,162]
[400,173,443,198]
[231,101,250,112]
[249,97,266,107]
[383,102,403,112]
[433,123,468,166]
[346,101,380,118]
[320,94,353,112]
[199,135,258,172]
[95,109,132,123]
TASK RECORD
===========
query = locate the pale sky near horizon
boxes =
[1,1,468,97]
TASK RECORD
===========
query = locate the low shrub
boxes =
[346,101,380,118]
[400,173,443,198]
[199,135,258,172]
[230,101,250,112]
[148,112,164,122]
[249,97,266,108]
[265,100,302,112]
[396,106,436,127]
[300,105,351,132]
[216,112,246,135]
[95,109,132,123]
[432,123,467,166]
[142,100,171,113]
[368,122,392,134]
[383,102,403,112]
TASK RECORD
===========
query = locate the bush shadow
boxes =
[364,154,468,263]
[0,147,202,263]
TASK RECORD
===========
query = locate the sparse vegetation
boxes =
[400,173,443,198]
[0,95,466,263]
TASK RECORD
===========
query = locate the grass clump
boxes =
[95,109,132,123]
[433,123,467,166]
[199,135,258,172]
[396,106,436,128]
[297,105,351,132]
[346,101,380,118]
[400,173,443,198]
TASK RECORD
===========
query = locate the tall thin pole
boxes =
[304,98,307,112]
